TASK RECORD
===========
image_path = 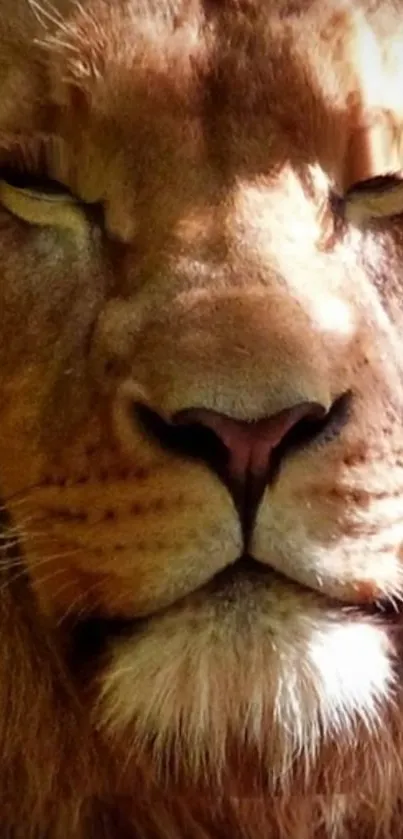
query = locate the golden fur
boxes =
[1,0,403,836]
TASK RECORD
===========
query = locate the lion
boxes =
[1,0,403,835]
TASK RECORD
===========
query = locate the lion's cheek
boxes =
[22,466,242,619]
[252,472,403,605]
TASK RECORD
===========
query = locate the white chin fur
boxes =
[98,579,394,783]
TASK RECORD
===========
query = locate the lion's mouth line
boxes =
[67,552,400,663]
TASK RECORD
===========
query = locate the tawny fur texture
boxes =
[2,0,403,836]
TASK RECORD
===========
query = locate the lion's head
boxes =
[2,1,403,836]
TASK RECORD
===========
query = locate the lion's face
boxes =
[2,0,403,809]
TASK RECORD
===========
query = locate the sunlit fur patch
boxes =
[98,579,394,787]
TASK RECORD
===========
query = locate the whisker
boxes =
[0,530,64,545]
[0,516,50,535]
[57,573,120,627]
[0,548,83,591]
[0,526,80,548]
[56,588,90,627]
[25,0,65,30]
[35,35,81,54]
[0,490,43,513]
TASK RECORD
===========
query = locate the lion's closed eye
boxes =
[0,175,88,230]
[0,138,104,237]
[343,173,403,224]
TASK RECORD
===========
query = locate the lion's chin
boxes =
[73,565,397,799]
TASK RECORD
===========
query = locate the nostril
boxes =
[134,402,229,471]
[132,392,352,540]
[173,401,329,538]
[174,401,328,482]
[266,390,352,485]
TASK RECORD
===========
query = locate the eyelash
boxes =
[329,173,403,226]
[346,174,403,196]
[0,134,70,193]
[2,136,402,239]
[0,134,107,231]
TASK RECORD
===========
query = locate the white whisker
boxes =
[25,0,64,30]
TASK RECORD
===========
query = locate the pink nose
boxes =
[173,400,327,540]
[177,402,325,485]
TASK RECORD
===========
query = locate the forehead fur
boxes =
[2,0,403,203]
[44,1,394,145]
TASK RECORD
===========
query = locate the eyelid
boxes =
[0,179,90,238]
[0,180,78,205]
[346,174,403,197]
[337,173,403,225]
